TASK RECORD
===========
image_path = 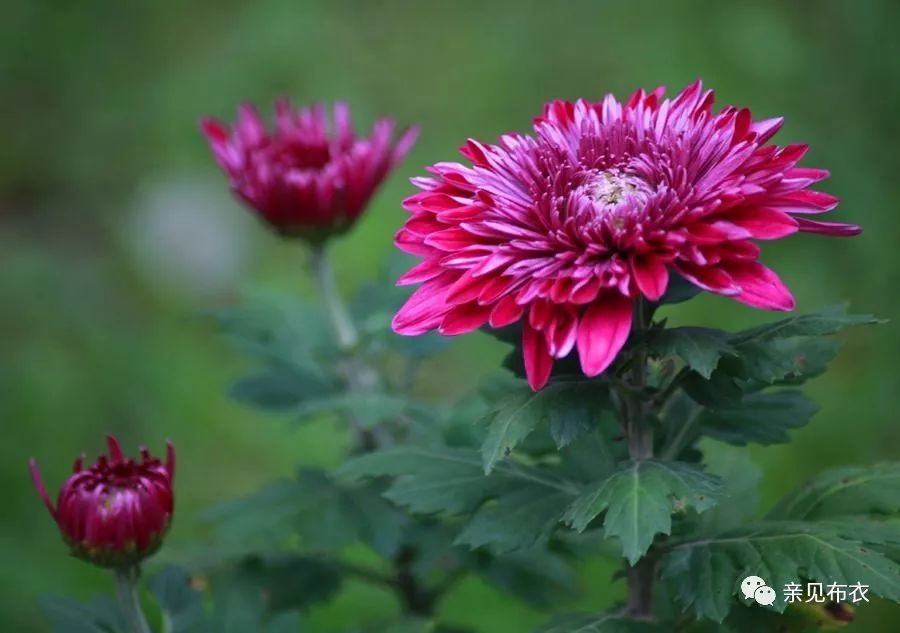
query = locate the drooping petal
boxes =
[439,302,492,335]
[576,295,634,377]
[631,255,669,301]
[523,322,554,391]
[726,262,796,311]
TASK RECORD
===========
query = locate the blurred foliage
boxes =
[2,0,899,631]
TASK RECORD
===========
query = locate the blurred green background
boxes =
[2,0,899,630]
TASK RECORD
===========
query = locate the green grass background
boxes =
[2,0,899,630]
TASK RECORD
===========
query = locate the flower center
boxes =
[575,170,651,228]
[586,170,648,206]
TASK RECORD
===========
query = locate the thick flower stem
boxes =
[114,566,153,633]
[310,243,359,351]
[622,298,656,618]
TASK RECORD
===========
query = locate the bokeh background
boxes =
[3,0,899,630]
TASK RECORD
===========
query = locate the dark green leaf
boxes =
[682,370,743,408]
[768,462,900,520]
[481,381,611,472]
[234,553,342,612]
[728,337,838,386]
[648,327,734,379]
[662,521,900,621]
[697,449,762,533]
[203,469,407,557]
[39,596,123,633]
[455,486,572,552]
[564,460,721,563]
[229,369,333,412]
[340,446,580,552]
[537,612,667,633]
[293,391,410,428]
[731,306,880,345]
[149,567,204,633]
[339,446,515,515]
[697,390,818,445]
[208,291,335,363]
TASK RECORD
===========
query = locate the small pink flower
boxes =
[393,81,860,390]
[201,101,419,242]
[30,435,175,568]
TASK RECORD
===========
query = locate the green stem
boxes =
[623,299,656,618]
[113,566,153,633]
[306,245,437,613]
[308,243,380,450]
[310,244,359,351]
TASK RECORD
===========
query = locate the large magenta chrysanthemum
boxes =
[202,101,418,242]
[392,81,860,390]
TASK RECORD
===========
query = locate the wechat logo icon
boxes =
[741,576,776,606]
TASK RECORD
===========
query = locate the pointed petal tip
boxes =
[106,435,124,461]
[166,440,176,479]
[199,117,228,142]
[523,324,554,391]
[29,458,56,518]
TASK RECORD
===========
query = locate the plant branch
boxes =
[660,405,701,460]
[307,245,435,616]
[113,566,153,633]
[310,243,359,351]
[622,299,656,619]
[652,366,690,409]
[308,243,381,451]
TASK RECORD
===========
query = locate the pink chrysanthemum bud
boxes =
[392,81,861,391]
[201,100,419,242]
[30,435,175,568]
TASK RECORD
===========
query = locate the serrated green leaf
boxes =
[536,612,667,633]
[339,446,580,551]
[229,369,333,412]
[662,521,900,621]
[339,446,514,515]
[39,596,123,633]
[698,449,762,533]
[455,486,572,552]
[149,567,204,633]
[564,460,721,563]
[293,391,410,428]
[768,462,900,520]
[731,306,880,345]
[697,390,818,445]
[339,446,578,515]
[208,291,335,363]
[233,553,342,612]
[682,370,743,408]
[648,327,735,379]
[481,381,611,472]
[202,469,406,557]
[727,337,839,386]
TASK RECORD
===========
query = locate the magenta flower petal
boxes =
[577,296,634,377]
[392,82,860,389]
